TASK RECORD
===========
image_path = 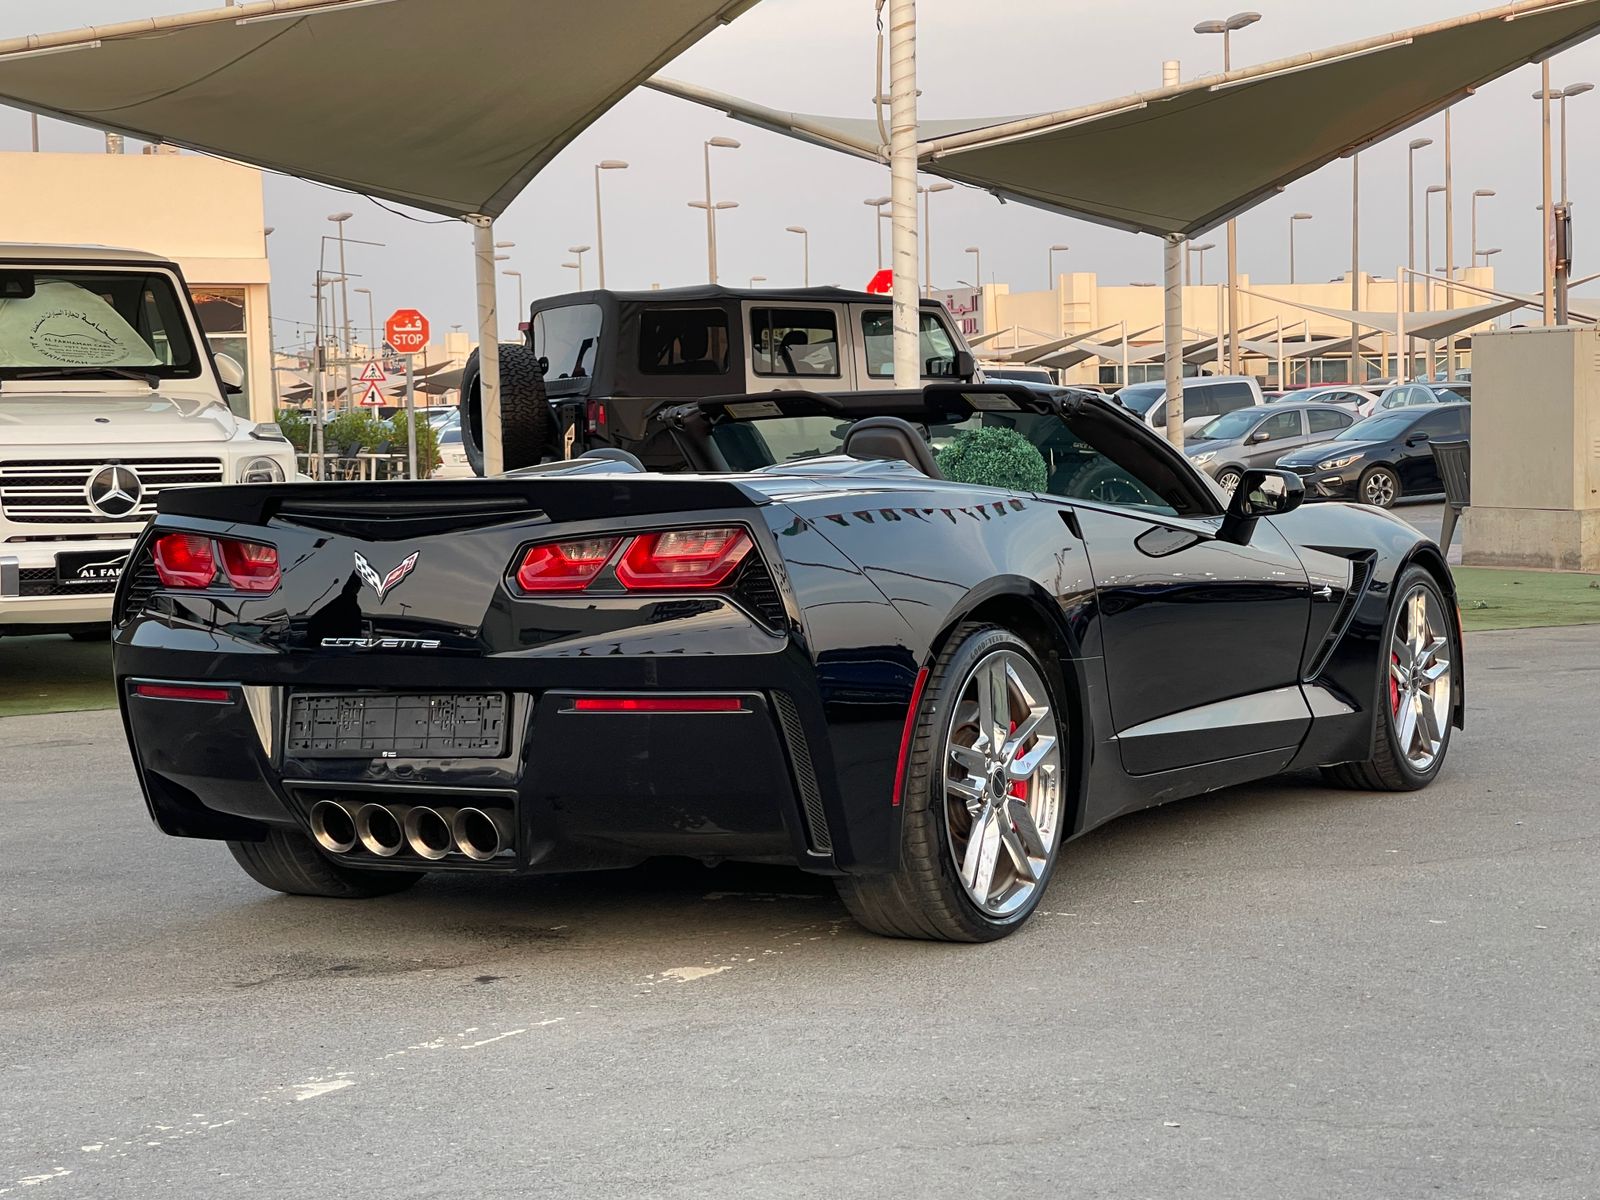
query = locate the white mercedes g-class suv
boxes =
[0,244,295,640]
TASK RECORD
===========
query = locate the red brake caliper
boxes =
[1389,652,1401,715]
[1008,719,1028,801]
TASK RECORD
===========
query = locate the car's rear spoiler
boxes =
[156,476,767,539]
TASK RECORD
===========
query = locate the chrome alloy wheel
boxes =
[942,650,1063,918]
[1389,584,1453,771]
[1363,470,1397,507]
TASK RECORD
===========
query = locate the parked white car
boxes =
[0,244,297,639]
[1113,375,1264,440]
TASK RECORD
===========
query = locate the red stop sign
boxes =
[384,308,430,355]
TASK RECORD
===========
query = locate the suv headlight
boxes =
[238,456,286,484]
[1316,453,1363,471]
[1189,450,1217,467]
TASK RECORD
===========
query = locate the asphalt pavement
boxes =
[2,624,1596,1199]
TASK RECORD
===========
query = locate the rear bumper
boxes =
[116,651,849,877]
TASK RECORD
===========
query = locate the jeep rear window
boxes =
[531,303,602,385]
[0,269,201,379]
[639,308,730,375]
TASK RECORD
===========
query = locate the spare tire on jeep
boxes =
[459,343,554,475]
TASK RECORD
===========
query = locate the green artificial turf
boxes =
[0,634,117,718]
[1452,566,1600,631]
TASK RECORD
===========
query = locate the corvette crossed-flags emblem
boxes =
[353,551,420,602]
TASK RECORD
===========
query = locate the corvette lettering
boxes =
[319,637,442,650]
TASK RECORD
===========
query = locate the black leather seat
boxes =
[842,416,943,479]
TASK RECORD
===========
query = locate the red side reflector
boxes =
[134,683,233,703]
[152,533,217,589]
[571,696,745,713]
[218,539,280,592]
[615,527,752,590]
[515,537,621,592]
[891,667,930,807]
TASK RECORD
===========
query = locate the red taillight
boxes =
[152,534,217,588]
[152,534,279,592]
[218,539,281,592]
[615,527,752,590]
[133,683,233,703]
[571,696,746,713]
[585,399,608,435]
[515,537,621,592]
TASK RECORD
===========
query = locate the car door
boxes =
[1039,413,1312,780]
[1397,406,1465,493]
[1242,407,1305,469]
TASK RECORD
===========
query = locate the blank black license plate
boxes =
[55,549,129,586]
[286,692,507,758]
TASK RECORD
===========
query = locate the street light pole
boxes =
[593,160,628,289]
[748,275,766,289]
[1048,244,1070,289]
[785,226,809,287]
[1189,242,1214,286]
[921,182,952,296]
[1444,107,1459,376]
[865,197,892,271]
[1289,213,1312,284]
[1195,11,1260,374]
[965,246,982,290]
[327,212,354,415]
[353,286,376,357]
[567,246,591,293]
[502,270,524,332]
[1425,184,1444,377]
[697,137,739,284]
[1407,137,1433,315]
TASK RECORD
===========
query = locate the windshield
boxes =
[1116,383,1163,415]
[0,268,202,380]
[1195,409,1259,441]
[1335,412,1415,442]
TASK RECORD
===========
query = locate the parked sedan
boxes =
[1270,385,1381,418]
[1377,381,1471,411]
[1185,402,1357,493]
[1275,403,1470,508]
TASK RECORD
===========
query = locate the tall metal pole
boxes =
[404,354,418,480]
[1223,32,1240,373]
[1350,151,1361,383]
[887,0,922,390]
[1163,237,1185,445]
[703,143,717,285]
[595,165,608,290]
[1289,216,1296,285]
[1444,109,1457,376]
[470,215,503,476]
[1542,62,1555,324]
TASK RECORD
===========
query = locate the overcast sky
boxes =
[3,0,1597,348]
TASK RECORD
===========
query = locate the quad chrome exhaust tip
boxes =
[354,803,405,858]
[309,800,358,854]
[452,807,512,861]
[402,806,454,861]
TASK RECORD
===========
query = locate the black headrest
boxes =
[842,416,943,479]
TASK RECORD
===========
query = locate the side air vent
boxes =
[1304,554,1375,681]
[772,691,831,855]
[730,557,786,630]
[115,548,162,622]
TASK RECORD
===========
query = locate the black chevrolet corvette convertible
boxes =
[112,384,1462,941]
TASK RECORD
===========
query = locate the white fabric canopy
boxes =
[652,0,1600,237]
[0,0,758,218]
[1245,293,1526,341]
[984,325,1119,364]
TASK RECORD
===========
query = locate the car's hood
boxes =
[0,390,244,446]
[1277,438,1381,466]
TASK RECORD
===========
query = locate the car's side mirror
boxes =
[1219,468,1304,545]
[214,353,245,395]
[953,349,976,380]
[1405,432,1430,446]
[1248,429,1270,444]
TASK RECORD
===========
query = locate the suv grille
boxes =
[0,458,224,524]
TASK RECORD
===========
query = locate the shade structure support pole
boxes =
[470,214,503,477]
[888,0,921,390]
[1397,265,1407,385]
[1163,235,1185,446]
[1351,150,1361,383]
[1444,108,1456,377]
[1226,219,1240,373]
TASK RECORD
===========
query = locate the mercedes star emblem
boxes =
[85,464,144,519]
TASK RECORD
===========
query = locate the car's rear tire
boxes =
[1359,465,1401,509]
[1215,467,1243,495]
[1322,565,1458,792]
[227,828,424,899]
[836,623,1067,942]
[460,343,553,475]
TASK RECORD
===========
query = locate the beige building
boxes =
[0,149,274,420]
[954,266,1508,387]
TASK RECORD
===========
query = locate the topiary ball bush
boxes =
[936,425,1048,493]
